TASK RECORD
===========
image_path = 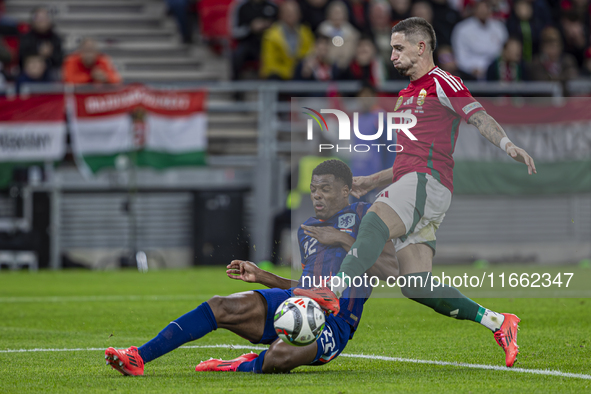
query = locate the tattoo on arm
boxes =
[467,111,508,148]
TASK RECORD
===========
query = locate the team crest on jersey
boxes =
[417,89,427,106]
[338,213,355,229]
[394,96,403,111]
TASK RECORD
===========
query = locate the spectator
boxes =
[166,0,194,44]
[16,55,51,93]
[451,0,508,79]
[317,1,360,68]
[0,36,11,68]
[560,10,588,67]
[528,27,578,82]
[62,38,121,84]
[19,7,63,80]
[435,45,476,80]
[348,0,370,32]
[488,0,511,21]
[558,0,590,25]
[410,1,433,24]
[336,35,385,86]
[367,2,394,75]
[260,1,314,80]
[294,34,336,80]
[580,46,591,76]
[298,0,332,32]
[429,0,461,47]
[411,0,464,52]
[389,0,411,24]
[506,0,547,62]
[231,0,278,80]
[486,38,527,81]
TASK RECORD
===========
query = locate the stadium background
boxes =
[0,1,590,392]
[0,0,589,275]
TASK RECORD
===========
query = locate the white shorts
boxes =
[374,172,452,253]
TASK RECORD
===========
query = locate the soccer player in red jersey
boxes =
[295,17,535,368]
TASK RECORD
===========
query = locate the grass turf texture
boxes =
[1,266,590,393]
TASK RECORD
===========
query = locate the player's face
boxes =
[310,174,350,220]
[390,32,420,77]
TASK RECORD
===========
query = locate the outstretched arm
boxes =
[468,111,537,175]
[226,260,297,290]
[350,168,393,199]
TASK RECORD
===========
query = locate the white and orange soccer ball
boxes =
[273,296,326,346]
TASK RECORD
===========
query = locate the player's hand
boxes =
[351,175,374,199]
[226,260,260,283]
[301,225,352,247]
[506,143,537,175]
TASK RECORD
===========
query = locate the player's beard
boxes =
[395,64,411,77]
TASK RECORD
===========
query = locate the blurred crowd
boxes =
[0,0,590,93]
[0,6,121,92]
[231,0,591,85]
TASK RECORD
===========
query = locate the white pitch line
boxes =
[0,295,210,303]
[0,345,589,380]
[339,354,591,380]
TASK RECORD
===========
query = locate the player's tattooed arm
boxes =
[467,110,507,146]
[226,260,296,289]
[468,111,537,175]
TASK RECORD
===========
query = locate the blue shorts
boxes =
[253,288,351,365]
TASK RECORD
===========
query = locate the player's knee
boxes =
[262,343,294,373]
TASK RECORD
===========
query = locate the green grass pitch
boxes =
[1,266,590,393]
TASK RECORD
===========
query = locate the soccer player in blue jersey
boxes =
[104,159,396,375]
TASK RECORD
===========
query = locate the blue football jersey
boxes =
[297,202,372,334]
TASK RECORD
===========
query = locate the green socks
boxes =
[338,211,390,279]
[400,272,481,321]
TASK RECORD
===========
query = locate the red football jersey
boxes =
[392,66,485,193]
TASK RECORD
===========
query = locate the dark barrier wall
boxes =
[193,190,249,265]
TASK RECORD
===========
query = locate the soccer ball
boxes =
[274,296,326,346]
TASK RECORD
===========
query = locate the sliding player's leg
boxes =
[261,313,351,373]
[396,243,520,367]
[196,311,352,373]
[105,291,268,375]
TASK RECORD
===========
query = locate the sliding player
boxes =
[296,17,536,368]
[104,160,397,375]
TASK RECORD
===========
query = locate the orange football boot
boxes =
[293,286,340,315]
[494,313,521,367]
[105,346,144,376]
[195,353,259,372]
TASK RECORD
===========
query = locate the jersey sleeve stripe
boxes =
[433,78,456,113]
[432,68,464,91]
[431,68,463,92]
[432,69,463,92]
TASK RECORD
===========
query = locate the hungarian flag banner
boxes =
[70,85,207,174]
[453,98,591,195]
[0,94,66,162]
